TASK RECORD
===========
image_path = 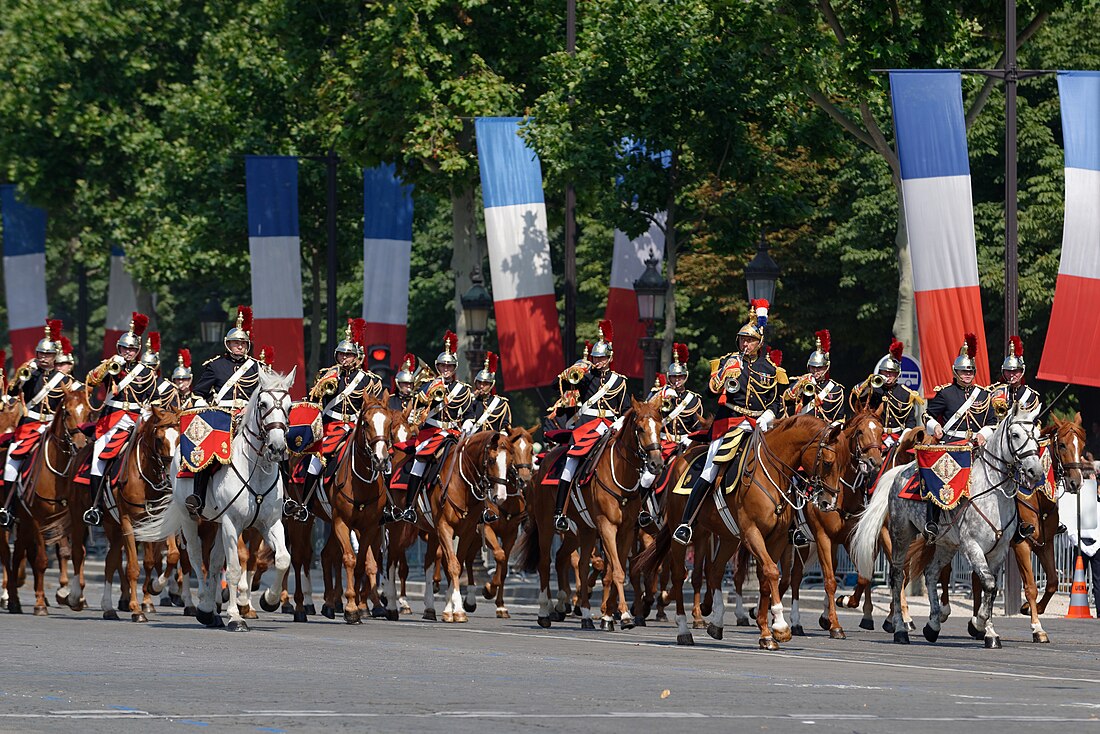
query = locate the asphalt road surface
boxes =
[2,581,1100,734]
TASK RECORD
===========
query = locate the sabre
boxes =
[1037,383,1071,423]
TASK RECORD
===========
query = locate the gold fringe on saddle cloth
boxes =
[671,429,754,495]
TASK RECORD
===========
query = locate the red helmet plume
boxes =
[486,351,499,373]
[259,345,275,365]
[236,306,253,334]
[401,352,416,371]
[769,348,783,366]
[815,329,830,355]
[148,331,161,353]
[1009,335,1023,357]
[598,319,613,343]
[350,318,366,346]
[48,319,63,339]
[673,343,689,365]
[60,336,73,355]
[655,373,667,387]
[964,333,977,357]
[443,330,457,354]
[179,348,192,368]
[889,338,904,361]
[131,312,149,337]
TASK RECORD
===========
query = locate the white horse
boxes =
[852,401,1045,649]
[135,367,295,631]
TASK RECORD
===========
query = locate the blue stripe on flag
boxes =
[475,118,545,208]
[889,71,970,180]
[363,164,414,241]
[245,156,299,238]
[1058,71,1100,172]
[0,185,47,257]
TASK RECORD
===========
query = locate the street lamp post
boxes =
[199,298,228,345]
[633,252,669,391]
[744,231,780,304]
[460,265,494,381]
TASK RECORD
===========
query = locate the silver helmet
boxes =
[394,353,416,385]
[117,312,148,351]
[953,333,977,373]
[224,306,252,349]
[736,299,769,344]
[140,331,161,369]
[55,336,74,365]
[474,351,498,385]
[171,349,192,381]
[667,343,689,377]
[879,338,903,373]
[1002,335,1025,372]
[806,329,830,369]
[435,330,459,367]
[589,320,613,359]
[35,319,61,355]
[335,317,365,360]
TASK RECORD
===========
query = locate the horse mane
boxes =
[463,428,500,454]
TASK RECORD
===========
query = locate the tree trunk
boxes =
[309,245,323,378]
[660,150,679,367]
[451,185,483,382]
[891,175,919,362]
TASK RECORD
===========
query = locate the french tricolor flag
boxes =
[1039,72,1100,387]
[606,215,666,379]
[246,155,306,394]
[362,164,413,370]
[890,71,990,393]
[103,246,141,356]
[475,118,564,390]
[1,185,48,363]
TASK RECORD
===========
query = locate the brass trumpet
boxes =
[801,379,818,398]
[869,373,886,389]
[564,360,591,384]
[107,359,123,376]
[322,378,338,396]
[420,378,447,403]
[16,363,37,383]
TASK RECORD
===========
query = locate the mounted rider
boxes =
[551,320,628,533]
[784,330,846,423]
[55,335,81,389]
[183,306,263,516]
[990,336,1039,416]
[672,300,786,546]
[922,333,998,540]
[171,349,195,410]
[0,321,74,528]
[850,338,922,450]
[639,343,704,527]
[470,351,511,433]
[393,331,476,523]
[83,313,158,526]
[388,353,417,414]
[283,318,380,521]
[141,332,183,411]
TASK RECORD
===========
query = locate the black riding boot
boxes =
[673,475,713,546]
[0,479,16,528]
[401,473,423,522]
[284,473,320,521]
[553,477,572,532]
[790,508,810,548]
[923,502,941,542]
[83,472,111,526]
[185,470,210,517]
[1013,521,1036,544]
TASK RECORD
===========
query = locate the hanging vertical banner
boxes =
[890,71,989,393]
[103,246,141,357]
[246,155,305,394]
[0,185,48,364]
[475,117,564,390]
[1038,71,1100,387]
[606,215,666,379]
[362,164,413,371]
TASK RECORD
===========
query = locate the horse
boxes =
[852,401,1045,647]
[522,398,664,630]
[385,429,511,623]
[134,367,295,631]
[4,386,90,615]
[634,415,846,650]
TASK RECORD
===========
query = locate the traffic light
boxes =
[367,343,393,383]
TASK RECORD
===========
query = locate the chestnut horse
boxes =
[522,398,664,630]
[635,415,845,650]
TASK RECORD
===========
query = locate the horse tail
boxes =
[515,518,541,574]
[906,537,935,581]
[851,465,901,578]
[631,524,671,581]
[132,493,184,543]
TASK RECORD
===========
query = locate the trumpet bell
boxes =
[802,382,818,398]
[869,374,886,389]
[107,360,123,376]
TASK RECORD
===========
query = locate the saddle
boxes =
[539,445,570,488]
[573,428,615,485]
[390,437,456,492]
[671,431,756,496]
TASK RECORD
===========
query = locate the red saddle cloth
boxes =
[9,422,44,458]
[539,446,569,489]
[566,418,611,458]
[414,425,455,459]
[99,427,133,461]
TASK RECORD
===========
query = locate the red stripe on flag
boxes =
[605,287,645,379]
[914,285,989,396]
[250,317,306,395]
[363,322,407,375]
[1038,274,1100,387]
[494,294,565,390]
[103,329,125,359]
[10,326,40,365]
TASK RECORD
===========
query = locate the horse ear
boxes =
[284,366,297,389]
[381,389,391,403]
[874,402,884,418]
[827,422,845,442]
[1075,411,1083,426]
[631,395,641,410]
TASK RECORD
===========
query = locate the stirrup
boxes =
[184,493,203,516]
[282,499,302,519]
[553,513,570,532]
[400,506,418,523]
[672,523,693,546]
[1013,523,1036,543]
[1056,523,1068,536]
[82,507,102,527]
[922,522,939,542]
[0,508,13,529]
[637,511,654,528]
[790,527,810,548]
[481,509,499,524]
[380,506,400,525]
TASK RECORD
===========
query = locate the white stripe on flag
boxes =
[609,213,666,290]
[482,202,555,301]
[1060,167,1100,279]
[106,254,139,331]
[249,235,303,319]
[363,237,411,325]
[901,175,980,292]
[3,253,47,330]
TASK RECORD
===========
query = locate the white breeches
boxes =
[92,414,136,477]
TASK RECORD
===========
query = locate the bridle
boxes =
[841,417,884,508]
[240,388,290,458]
[978,416,1043,498]
[453,433,509,504]
[135,417,175,496]
[602,409,662,495]
[350,405,392,483]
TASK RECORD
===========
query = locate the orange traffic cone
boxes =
[1066,555,1093,619]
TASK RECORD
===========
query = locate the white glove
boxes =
[757,410,776,432]
[611,416,626,431]
[461,419,476,434]
[680,435,693,449]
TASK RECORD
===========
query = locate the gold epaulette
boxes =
[774,366,788,385]
[202,356,218,366]
[933,383,950,392]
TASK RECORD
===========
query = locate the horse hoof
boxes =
[344,610,362,625]
[835,594,848,606]
[572,604,582,617]
[735,616,751,627]
[967,620,984,640]
[385,610,400,622]
[677,633,695,646]
[655,611,668,622]
[227,621,250,632]
[482,585,494,601]
[463,599,476,614]
[7,600,21,615]
[131,613,148,624]
[817,615,831,631]
[453,612,468,623]
[748,606,758,618]
[829,628,846,640]
[169,593,184,607]
[497,609,511,619]
[985,636,1002,649]
[774,627,793,643]
[549,610,565,623]
[195,608,215,626]
[633,617,645,627]
[620,617,635,631]
[1033,631,1050,643]
[906,620,915,632]
[183,606,197,617]
[371,605,388,619]
[423,609,437,621]
[293,611,308,623]
[321,605,336,620]
[759,637,779,651]
[399,604,412,615]
[882,619,895,634]
[33,605,48,617]
[859,618,874,631]
[599,618,614,631]
[212,615,226,628]
[706,623,723,640]
[55,590,69,606]
[791,624,806,637]
[893,630,910,645]
[537,616,552,628]
[692,620,707,629]
[580,618,595,630]
[69,599,85,613]
[281,602,294,614]
[304,603,317,615]
[441,611,453,623]
[923,624,940,643]
[241,607,258,620]
[101,608,118,621]
[141,603,156,615]
[258,592,279,613]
